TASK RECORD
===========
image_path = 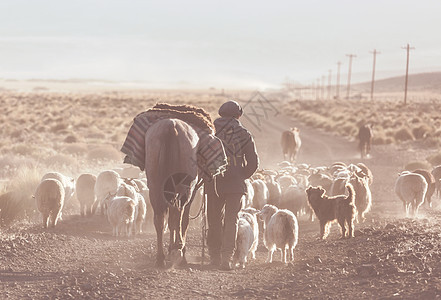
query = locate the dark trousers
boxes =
[206,192,243,262]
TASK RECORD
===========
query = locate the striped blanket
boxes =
[121,109,227,179]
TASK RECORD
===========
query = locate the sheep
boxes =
[264,174,282,206]
[412,169,436,207]
[279,184,307,218]
[277,175,297,193]
[41,172,75,203]
[395,171,428,217]
[251,179,270,210]
[431,165,441,199]
[233,209,259,269]
[34,179,65,228]
[330,177,349,196]
[107,196,136,237]
[242,179,255,208]
[94,170,122,214]
[356,162,373,186]
[114,164,143,179]
[349,172,372,222]
[258,204,298,264]
[329,162,347,177]
[75,173,97,217]
[308,172,333,194]
[132,192,147,235]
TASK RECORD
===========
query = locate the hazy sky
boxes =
[0,0,440,89]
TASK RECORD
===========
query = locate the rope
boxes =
[189,178,205,220]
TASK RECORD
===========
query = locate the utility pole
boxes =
[321,75,325,99]
[327,69,332,100]
[336,61,342,99]
[346,54,356,99]
[402,43,415,105]
[370,49,380,101]
[316,78,320,100]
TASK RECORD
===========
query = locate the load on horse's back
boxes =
[121,103,227,267]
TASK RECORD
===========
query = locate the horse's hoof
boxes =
[170,249,184,267]
[155,260,166,268]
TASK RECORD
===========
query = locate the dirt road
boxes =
[2,111,441,299]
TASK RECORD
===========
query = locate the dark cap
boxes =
[218,100,243,118]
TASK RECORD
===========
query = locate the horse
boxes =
[358,124,373,159]
[281,127,301,162]
[145,118,200,268]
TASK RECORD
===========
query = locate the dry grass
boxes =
[0,89,231,226]
[284,98,440,147]
[0,166,41,226]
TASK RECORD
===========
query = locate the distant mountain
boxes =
[353,72,441,93]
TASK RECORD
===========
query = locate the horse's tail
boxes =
[159,120,180,182]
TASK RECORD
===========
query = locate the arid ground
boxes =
[1,88,441,299]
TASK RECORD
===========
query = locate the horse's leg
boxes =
[168,209,176,255]
[153,208,166,267]
[169,207,184,267]
[179,203,192,266]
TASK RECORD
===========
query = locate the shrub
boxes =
[62,143,88,156]
[87,146,122,161]
[1,166,41,226]
[412,124,433,139]
[394,127,414,142]
[43,153,77,167]
[64,134,78,143]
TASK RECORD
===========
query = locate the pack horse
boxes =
[121,104,227,267]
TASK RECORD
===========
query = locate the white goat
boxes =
[258,204,298,264]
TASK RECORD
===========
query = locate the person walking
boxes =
[205,100,259,270]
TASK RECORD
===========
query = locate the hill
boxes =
[353,72,441,93]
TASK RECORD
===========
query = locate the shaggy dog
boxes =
[306,184,357,239]
[257,204,298,264]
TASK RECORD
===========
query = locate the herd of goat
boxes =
[31,160,441,267]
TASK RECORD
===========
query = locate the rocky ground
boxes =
[2,113,441,299]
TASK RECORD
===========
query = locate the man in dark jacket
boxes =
[206,100,259,270]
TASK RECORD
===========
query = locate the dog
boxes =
[257,204,298,264]
[306,184,357,240]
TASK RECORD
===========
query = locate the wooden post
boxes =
[327,69,332,100]
[346,54,357,99]
[336,61,341,99]
[402,43,415,105]
[370,49,380,101]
